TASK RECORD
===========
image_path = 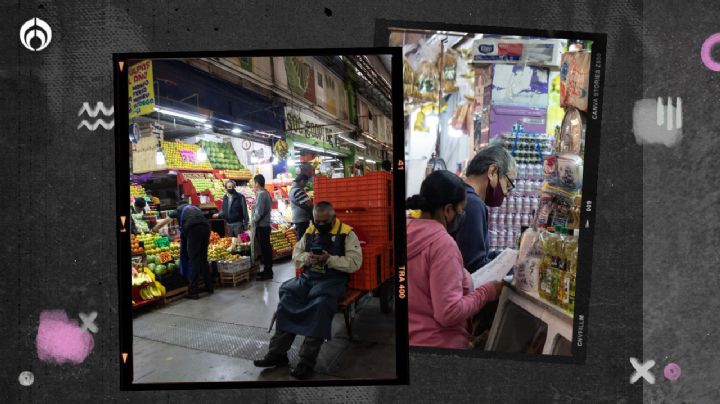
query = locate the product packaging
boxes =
[556,153,584,191]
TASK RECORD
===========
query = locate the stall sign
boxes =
[128,60,156,119]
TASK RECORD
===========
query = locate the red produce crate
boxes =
[336,208,393,244]
[315,173,393,210]
[348,244,384,291]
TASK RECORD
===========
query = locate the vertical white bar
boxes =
[656,97,664,127]
[667,96,673,130]
[675,97,683,129]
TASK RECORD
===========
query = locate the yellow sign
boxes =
[128,60,156,119]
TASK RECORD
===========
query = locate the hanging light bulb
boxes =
[448,125,464,138]
[155,148,166,165]
[196,148,208,162]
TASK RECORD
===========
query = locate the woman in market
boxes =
[406,170,503,349]
[155,199,213,299]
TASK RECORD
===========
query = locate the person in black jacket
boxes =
[213,180,249,237]
[155,199,213,299]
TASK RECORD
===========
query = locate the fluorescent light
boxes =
[448,126,464,138]
[366,159,377,164]
[358,157,365,160]
[154,107,208,123]
[155,150,166,165]
[338,134,367,149]
[232,128,242,134]
[196,148,208,162]
[202,123,212,129]
[425,114,439,127]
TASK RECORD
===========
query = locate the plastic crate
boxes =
[382,244,394,283]
[314,173,393,210]
[336,208,394,244]
[348,244,384,291]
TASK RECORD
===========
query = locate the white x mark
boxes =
[630,357,655,384]
[79,312,98,333]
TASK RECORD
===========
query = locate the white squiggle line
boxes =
[77,119,115,130]
[78,102,114,117]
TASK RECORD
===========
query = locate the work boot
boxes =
[253,355,289,368]
[290,363,314,380]
[256,271,274,281]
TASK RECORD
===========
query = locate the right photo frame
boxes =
[376,20,606,363]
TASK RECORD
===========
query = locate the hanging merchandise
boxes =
[558,107,585,155]
[515,227,542,294]
[403,58,417,102]
[560,51,592,112]
[556,153,584,191]
[438,49,459,94]
[273,139,289,159]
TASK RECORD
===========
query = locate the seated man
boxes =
[254,201,362,379]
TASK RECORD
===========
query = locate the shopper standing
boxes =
[455,145,517,273]
[289,174,313,242]
[253,174,274,280]
[406,170,502,349]
[213,179,249,237]
[155,199,213,299]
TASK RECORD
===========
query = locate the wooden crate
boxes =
[219,269,251,287]
[164,286,188,304]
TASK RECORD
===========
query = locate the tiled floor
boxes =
[132,259,396,383]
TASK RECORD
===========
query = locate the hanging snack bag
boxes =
[542,184,576,228]
[535,192,554,228]
[558,107,585,154]
[556,153,584,191]
[515,228,543,294]
[543,155,559,185]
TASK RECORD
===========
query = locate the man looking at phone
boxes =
[253,201,362,379]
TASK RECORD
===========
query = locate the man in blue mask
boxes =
[454,145,516,274]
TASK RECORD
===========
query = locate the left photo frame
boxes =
[113,47,408,389]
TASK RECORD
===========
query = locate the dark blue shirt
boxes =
[455,183,490,273]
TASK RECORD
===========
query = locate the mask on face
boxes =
[314,218,334,234]
[227,188,237,194]
[446,207,466,235]
[485,176,505,207]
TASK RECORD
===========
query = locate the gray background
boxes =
[643,1,720,403]
[0,0,654,402]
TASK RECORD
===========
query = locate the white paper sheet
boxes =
[472,249,518,290]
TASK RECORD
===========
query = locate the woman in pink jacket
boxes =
[406,170,502,349]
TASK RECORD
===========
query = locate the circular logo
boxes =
[20,18,52,52]
[701,33,720,72]
[18,371,34,386]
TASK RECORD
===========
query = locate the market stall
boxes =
[398,30,591,355]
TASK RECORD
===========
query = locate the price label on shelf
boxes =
[180,150,197,163]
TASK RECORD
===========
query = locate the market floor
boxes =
[132,259,397,383]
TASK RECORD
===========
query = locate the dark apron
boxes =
[276,225,349,339]
[177,205,197,279]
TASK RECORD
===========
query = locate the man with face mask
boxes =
[454,144,517,274]
[213,180,249,237]
[253,201,362,379]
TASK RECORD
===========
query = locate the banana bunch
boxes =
[274,140,289,159]
[310,157,322,171]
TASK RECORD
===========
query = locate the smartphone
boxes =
[311,247,323,255]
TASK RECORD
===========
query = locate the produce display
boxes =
[199,140,244,170]
[219,169,253,179]
[285,227,298,246]
[131,183,148,198]
[131,234,145,255]
[161,141,213,170]
[131,267,166,306]
[270,230,293,257]
[189,178,226,200]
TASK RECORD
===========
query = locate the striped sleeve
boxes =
[292,187,310,205]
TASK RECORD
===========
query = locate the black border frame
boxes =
[374,19,607,365]
[113,47,409,390]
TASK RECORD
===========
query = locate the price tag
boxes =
[180,150,197,163]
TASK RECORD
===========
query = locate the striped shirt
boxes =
[290,185,313,223]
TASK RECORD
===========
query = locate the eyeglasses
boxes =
[505,175,515,193]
